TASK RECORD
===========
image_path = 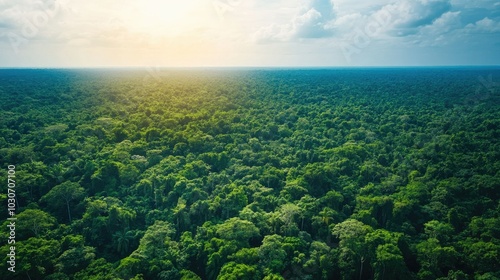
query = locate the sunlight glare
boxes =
[131,1,199,36]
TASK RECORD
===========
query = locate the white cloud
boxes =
[253,0,335,43]
[465,17,500,33]
[378,0,452,36]
[405,11,462,46]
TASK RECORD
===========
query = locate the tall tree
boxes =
[16,209,56,239]
[41,181,85,222]
[332,219,373,280]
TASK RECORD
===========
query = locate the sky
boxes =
[0,0,499,67]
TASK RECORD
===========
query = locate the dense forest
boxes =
[0,68,499,280]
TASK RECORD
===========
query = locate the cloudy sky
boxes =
[0,0,499,67]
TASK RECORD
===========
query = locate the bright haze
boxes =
[0,0,499,67]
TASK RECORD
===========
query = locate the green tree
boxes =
[15,209,56,239]
[55,245,96,275]
[416,238,458,279]
[181,269,202,280]
[216,218,260,246]
[0,237,60,280]
[462,240,500,273]
[259,234,287,274]
[373,244,406,280]
[332,219,373,280]
[217,262,258,280]
[41,181,85,222]
[73,258,120,280]
[278,203,300,236]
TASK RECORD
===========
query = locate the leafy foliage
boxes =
[0,68,499,279]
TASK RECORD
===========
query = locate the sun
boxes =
[129,1,200,36]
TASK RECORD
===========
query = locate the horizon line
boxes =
[0,65,499,70]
